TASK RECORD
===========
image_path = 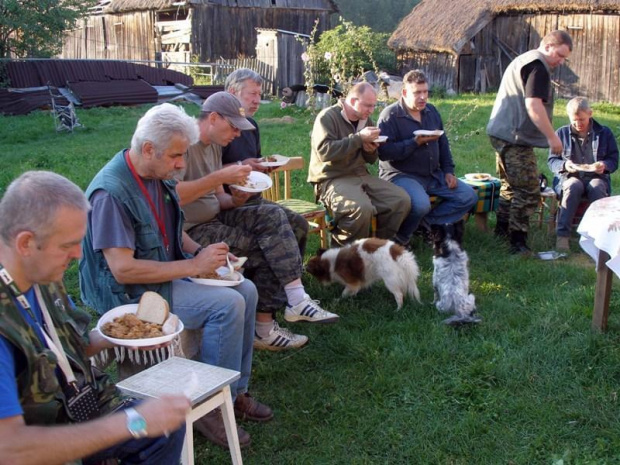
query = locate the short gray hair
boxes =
[225,68,263,94]
[0,171,89,244]
[566,96,591,115]
[131,103,199,156]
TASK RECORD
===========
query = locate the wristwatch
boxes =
[125,408,148,439]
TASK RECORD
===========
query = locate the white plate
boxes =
[413,129,444,137]
[96,304,184,347]
[573,163,597,172]
[258,154,289,167]
[190,267,245,287]
[464,173,492,182]
[230,171,273,193]
[374,135,388,143]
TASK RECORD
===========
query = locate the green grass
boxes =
[2,95,620,464]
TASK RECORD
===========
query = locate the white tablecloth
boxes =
[578,196,620,277]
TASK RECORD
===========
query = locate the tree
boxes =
[0,0,96,58]
[334,0,421,33]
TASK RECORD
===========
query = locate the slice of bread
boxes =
[136,291,169,325]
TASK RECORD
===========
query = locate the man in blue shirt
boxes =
[378,69,477,245]
[0,171,189,464]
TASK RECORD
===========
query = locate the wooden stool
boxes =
[537,187,558,233]
[117,357,242,465]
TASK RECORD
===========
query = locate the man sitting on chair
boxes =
[177,92,339,354]
[547,97,618,251]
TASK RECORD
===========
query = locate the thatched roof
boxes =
[101,0,339,14]
[389,0,620,55]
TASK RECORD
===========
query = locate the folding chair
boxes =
[48,86,82,132]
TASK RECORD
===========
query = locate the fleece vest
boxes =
[487,50,553,147]
[79,150,186,313]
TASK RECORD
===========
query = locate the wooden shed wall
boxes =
[397,12,620,104]
[396,51,458,92]
[190,4,331,61]
[61,12,157,62]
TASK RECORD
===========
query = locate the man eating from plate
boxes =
[547,96,618,251]
[377,69,477,246]
[79,103,272,449]
[177,91,339,353]
[0,171,189,464]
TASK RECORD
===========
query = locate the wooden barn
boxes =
[388,0,620,104]
[61,0,338,65]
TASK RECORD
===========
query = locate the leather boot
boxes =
[194,409,251,449]
[509,230,531,255]
[451,219,465,246]
[494,220,509,239]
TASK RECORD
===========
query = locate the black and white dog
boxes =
[431,225,481,326]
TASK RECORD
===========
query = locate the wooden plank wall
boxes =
[60,12,156,62]
[396,51,458,92]
[190,4,331,61]
[214,57,276,95]
[469,13,620,104]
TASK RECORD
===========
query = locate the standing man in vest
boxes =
[487,30,572,254]
[79,103,272,449]
[0,171,189,464]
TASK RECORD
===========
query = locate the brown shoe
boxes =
[234,392,274,422]
[194,409,251,449]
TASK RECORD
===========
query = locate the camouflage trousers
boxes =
[490,136,540,233]
[187,198,309,315]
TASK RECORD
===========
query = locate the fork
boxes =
[225,254,235,277]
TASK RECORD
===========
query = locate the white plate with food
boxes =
[374,135,388,143]
[190,267,245,287]
[464,173,493,182]
[413,129,444,137]
[258,154,289,167]
[230,171,273,193]
[572,163,598,172]
[97,294,183,347]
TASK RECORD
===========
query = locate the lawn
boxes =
[1,94,620,464]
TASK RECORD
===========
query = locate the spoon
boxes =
[225,254,235,278]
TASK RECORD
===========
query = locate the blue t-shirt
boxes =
[0,288,48,419]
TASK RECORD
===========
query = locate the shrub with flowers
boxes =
[298,17,396,110]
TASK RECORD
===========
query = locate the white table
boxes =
[577,196,620,331]
[116,356,242,465]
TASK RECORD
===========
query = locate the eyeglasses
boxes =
[217,113,238,131]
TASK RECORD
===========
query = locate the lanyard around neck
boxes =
[0,264,77,384]
[124,150,170,251]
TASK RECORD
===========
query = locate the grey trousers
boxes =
[557,177,607,236]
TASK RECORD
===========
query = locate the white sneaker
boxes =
[253,322,308,351]
[284,295,340,323]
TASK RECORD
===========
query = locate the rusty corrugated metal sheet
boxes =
[68,79,158,108]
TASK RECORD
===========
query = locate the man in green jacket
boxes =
[308,82,410,246]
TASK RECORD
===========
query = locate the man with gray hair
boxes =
[0,171,189,464]
[547,96,618,250]
[79,103,271,449]
[487,30,573,254]
[309,82,410,246]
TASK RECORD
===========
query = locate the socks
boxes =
[255,320,275,338]
[284,280,305,306]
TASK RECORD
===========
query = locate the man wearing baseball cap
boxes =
[177,92,339,355]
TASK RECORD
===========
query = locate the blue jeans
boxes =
[172,278,257,399]
[393,174,478,242]
[83,400,185,465]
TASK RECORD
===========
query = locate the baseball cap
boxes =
[201,92,255,131]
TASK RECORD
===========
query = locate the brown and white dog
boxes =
[306,238,420,310]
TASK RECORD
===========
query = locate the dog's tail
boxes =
[399,251,421,303]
